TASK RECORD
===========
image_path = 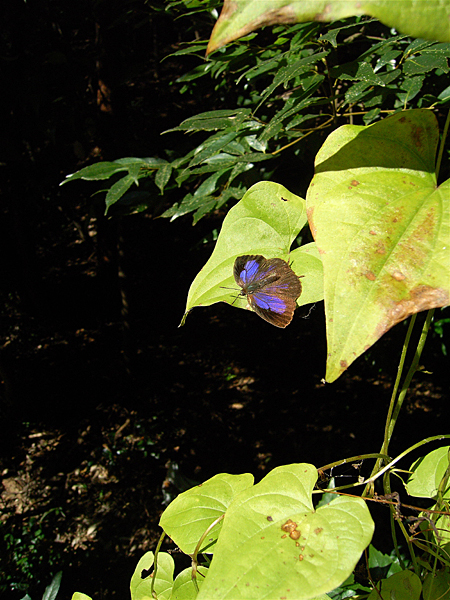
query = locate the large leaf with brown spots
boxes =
[207,0,450,55]
[306,109,449,382]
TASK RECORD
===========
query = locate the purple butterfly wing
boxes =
[233,255,302,328]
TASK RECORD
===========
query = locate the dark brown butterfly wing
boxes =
[233,255,302,328]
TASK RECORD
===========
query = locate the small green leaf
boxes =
[43,572,62,600]
[155,163,173,193]
[164,109,252,133]
[60,161,129,185]
[407,446,450,499]
[403,52,449,75]
[367,571,421,600]
[71,594,92,600]
[130,552,175,600]
[423,571,450,600]
[160,473,254,555]
[171,566,209,600]
[105,174,138,213]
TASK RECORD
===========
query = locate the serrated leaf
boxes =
[367,571,421,600]
[407,446,450,498]
[160,473,254,555]
[197,464,374,600]
[306,108,450,382]
[207,0,450,55]
[182,181,313,324]
[130,552,174,600]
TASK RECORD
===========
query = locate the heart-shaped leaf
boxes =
[306,108,450,382]
[207,0,450,55]
[160,473,254,555]
[182,181,323,325]
[197,464,374,600]
[130,551,175,600]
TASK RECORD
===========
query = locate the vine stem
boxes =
[190,514,225,592]
[151,531,166,599]
[435,108,450,180]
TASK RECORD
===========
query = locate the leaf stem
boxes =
[435,109,450,181]
[151,531,166,599]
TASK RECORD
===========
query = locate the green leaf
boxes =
[189,132,240,167]
[182,181,311,323]
[60,161,130,185]
[306,108,450,382]
[105,174,138,213]
[160,473,254,555]
[71,594,92,600]
[330,61,386,85]
[397,75,425,104]
[171,566,209,600]
[290,243,324,306]
[407,446,450,498]
[43,572,62,600]
[404,52,449,75]
[130,552,175,600]
[197,464,374,600]
[164,109,252,133]
[155,163,173,193]
[367,571,421,600]
[207,0,450,55]
[423,569,450,600]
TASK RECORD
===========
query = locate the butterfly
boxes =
[233,255,302,328]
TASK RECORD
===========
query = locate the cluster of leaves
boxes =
[68,444,448,600]
[62,13,450,223]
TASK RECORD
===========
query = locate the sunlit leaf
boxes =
[207,0,450,55]
[306,108,450,382]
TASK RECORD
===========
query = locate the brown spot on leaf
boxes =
[351,180,360,186]
[281,519,297,533]
[369,230,377,235]
[377,286,449,337]
[340,360,348,370]
[365,271,376,281]
[290,530,301,540]
[411,125,424,148]
[314,527,323,535]
[391,270,406,281]
[267,516,273,522]
[299,554,304,561]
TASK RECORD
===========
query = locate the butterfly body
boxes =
[233,255,302,328]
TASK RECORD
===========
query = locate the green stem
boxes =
[435,108,450,181]
[151,531,166,599]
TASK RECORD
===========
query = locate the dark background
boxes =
[1,1,449,598]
